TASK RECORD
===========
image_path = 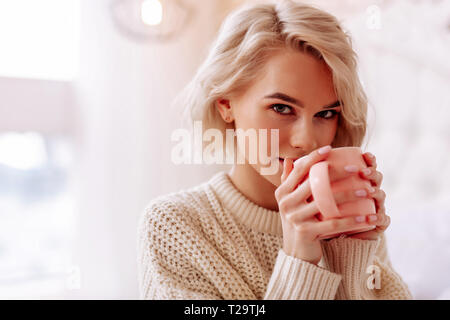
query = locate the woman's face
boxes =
[217,47,341,187]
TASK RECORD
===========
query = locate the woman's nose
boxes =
[289,121,318,151]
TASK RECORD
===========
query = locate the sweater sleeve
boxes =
[263,249,342,300]
[319,233,414,300]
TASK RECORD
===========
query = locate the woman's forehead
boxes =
[262,49,332,83]
[246,51,336,103]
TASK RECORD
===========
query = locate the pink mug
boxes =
[308,147,376,239]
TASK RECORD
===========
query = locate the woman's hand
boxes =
[275,146,377,265]
[347,152,391,241]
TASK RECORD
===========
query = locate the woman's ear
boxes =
[216,98,234,123]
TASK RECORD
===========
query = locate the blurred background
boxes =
[0,0,449,299]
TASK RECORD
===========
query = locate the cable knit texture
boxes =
[137,171,413,300]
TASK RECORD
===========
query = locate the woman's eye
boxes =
[270,104,293,115]
[317,110,339,119]
[270,104,340,120]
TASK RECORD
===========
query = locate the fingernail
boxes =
[362,168,371,175]
[355,189,367,197]
[367,153,375,159]
[344,165,358,172]
[369,215,378,222]
[355,216,366,223]
[318,145,331,154]
[368,186,376,193]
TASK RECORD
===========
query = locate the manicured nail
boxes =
[369,215,378,222]
[318,145,331,154]
[355,189,367,197]
[355,216,366,223]
[344,165,358,172]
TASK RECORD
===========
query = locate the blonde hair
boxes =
[172,0,369,158]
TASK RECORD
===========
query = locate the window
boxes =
[0,132,77,298]
[0,0,80,81]
[0,0,80,298]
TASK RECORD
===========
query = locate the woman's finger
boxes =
[369,212,390,232]
[359,167,383,187]
[281,158,294,184]
[362,152,377,169]
[312,215,376,240]
[278,145,331,195]
[369,187,386,212]
[279,176,313,211]
[283,200,320,224]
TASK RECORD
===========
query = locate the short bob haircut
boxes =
[172,0,369,159]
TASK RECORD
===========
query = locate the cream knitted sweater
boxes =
[137,171,413,300]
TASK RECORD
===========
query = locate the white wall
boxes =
[339,0,450,299]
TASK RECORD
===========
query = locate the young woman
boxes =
[137,0,413,299]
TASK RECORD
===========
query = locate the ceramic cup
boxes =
[308,147,376,239]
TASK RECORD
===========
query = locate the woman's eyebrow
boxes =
[263,92,341,109]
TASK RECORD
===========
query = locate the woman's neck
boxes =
[228,162,279,211]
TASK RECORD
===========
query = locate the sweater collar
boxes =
[208,171,283,236]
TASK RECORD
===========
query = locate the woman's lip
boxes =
[279,157,302,163]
